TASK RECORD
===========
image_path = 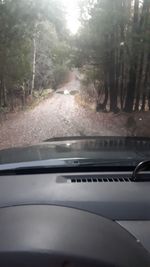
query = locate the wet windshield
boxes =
[0,0,150,163]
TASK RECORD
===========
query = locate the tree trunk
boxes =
[0,76,7,107]
[134,52,144,111]
[96,75,109,111]
[102,76,109,110]
[124,65,137,112]
[135,0,150,111]
[119,27,125,110]
[148,87,150,110]
[109,33,118,112]
[141,55,149,111]
[31,37,37,96]
[0,80,3,107]
[124,0,139,112]
[120,61,125,110]
[10,86,14,111]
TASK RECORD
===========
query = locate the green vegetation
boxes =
[73,0,150,113]
[0,0,70,110]
[0,0,149,114]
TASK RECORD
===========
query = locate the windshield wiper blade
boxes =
[67,158,143,167]
[0,158,85,175]
[0,157,144,176]
[0,158,66,175]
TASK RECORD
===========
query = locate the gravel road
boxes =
[0,77,128,150]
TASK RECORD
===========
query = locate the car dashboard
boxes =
[0,170,150,266]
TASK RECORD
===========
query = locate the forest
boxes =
[0,0,70,110]
[0,0,150,113]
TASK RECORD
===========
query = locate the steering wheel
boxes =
[0,205,149,267]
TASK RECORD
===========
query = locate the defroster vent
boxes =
[57,174,133,183]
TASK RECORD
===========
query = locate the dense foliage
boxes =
[74,0,150,112]
[0,0,69,110]
[0,0,149,113]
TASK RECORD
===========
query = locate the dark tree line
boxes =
[0,0,69,111]
[73,0,150,113]
[0,0,149,114]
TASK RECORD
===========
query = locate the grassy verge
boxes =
[0,89,54,122]
[27,89,54,110]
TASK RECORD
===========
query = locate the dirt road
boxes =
[0,76,146,150]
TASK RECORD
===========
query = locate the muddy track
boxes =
[0,77,138,151]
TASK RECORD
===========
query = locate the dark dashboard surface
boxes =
[0,171,150,220]
[0,171,150,255]
[0,205,150,267]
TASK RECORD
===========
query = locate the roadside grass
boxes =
[0,89,54,123]
[27,89,54,110]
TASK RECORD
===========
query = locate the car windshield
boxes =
[0,0,150,165]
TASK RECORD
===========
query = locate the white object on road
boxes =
[64,89,70,95]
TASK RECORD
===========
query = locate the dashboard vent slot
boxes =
[59,175,133,183]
